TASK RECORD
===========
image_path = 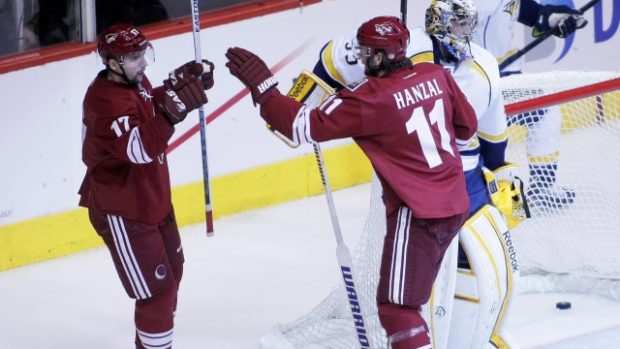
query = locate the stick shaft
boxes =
[499,0,601,72]
[312,143,370,349]
[190,0,214,235]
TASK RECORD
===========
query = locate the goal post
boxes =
[259,70,620,349]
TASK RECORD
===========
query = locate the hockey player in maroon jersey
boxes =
[226,16,477,349]
[79,23,214,349]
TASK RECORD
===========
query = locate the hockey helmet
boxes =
[97,23,152,64]
[356,16,410,61]
[425,0,478,60]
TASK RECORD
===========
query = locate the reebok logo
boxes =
[257,77,277,93]
[503,230,519,272]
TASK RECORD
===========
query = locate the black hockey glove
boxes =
[533,5,587,38]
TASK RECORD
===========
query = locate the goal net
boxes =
[260,71,620,349]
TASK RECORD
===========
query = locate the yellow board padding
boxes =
[507,90,620,145]
[0,143,372,272]
[0,208,99,272]
[173,142,372,227]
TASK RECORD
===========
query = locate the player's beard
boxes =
[131,70,145,84]
[364,60,384,78]
[126,68,145,86]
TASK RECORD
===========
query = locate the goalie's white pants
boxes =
[422,205,520,349]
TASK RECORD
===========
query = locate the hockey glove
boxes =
[165,59,215,90]
[159,79,208,125]
[533,5,587,38]
[483,164,531,230]
[225,47,278,105]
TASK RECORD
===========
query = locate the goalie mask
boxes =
[97,23,154,70]
[425,0,478,61]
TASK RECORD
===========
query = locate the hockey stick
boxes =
[190,0,214,236]
[312,143,370,349]
[274,72,369,345]
[499,0,601,72]
[400,0,408,24]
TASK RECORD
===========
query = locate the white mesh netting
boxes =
[501,71,620,297]
[260,71,620,349]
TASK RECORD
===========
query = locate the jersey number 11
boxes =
[406,99,455,169]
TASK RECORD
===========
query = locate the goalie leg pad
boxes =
[448,205,520,349]
[420,237,458,349]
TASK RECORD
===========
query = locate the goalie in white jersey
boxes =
[474,0,587,212]
[311,0,527,348]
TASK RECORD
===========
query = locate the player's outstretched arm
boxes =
[225,47,304,140]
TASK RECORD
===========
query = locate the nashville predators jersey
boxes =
[406,26,507,172]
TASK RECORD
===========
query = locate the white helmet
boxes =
[425,0,478,60]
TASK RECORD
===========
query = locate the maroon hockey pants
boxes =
[377,206,467,348]
[89,210,184,349]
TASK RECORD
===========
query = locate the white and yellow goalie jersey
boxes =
[406,26,507,173]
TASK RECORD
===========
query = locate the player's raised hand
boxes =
[534,5,587,38]
[225,47,278,105]
[165,59,215,91]
[159,79,208,125]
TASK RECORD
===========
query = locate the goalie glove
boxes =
[533,5,587,38]
[483,164,531,230]
[267,70,337,148]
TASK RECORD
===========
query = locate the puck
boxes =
[556,301,572,310]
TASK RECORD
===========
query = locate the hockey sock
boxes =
[135,285,177,349]
[378,303,431,349]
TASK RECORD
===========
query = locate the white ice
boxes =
[1,184,619,348]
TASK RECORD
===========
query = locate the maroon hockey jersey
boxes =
[262,62,477,218]
[79,70,175,224]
